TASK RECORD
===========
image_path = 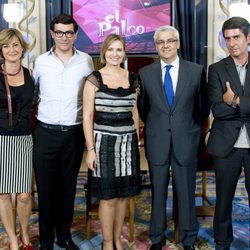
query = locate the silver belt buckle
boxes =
[60,125,69,132]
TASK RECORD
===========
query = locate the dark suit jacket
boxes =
[207,53,250,157]
[138,59,208,166]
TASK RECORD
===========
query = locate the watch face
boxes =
[72,0,171,55]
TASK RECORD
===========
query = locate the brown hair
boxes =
[100,34,126,64]
[0,28,28,59]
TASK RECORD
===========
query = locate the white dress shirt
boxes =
[33,48,94,125]
[161,56,179,94]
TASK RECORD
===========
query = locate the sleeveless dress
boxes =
[0,66,35,193]
[87,71,141,200]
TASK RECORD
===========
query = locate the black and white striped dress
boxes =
[87,71,141,200]
[0,135,33,193]
[0,66,34,193]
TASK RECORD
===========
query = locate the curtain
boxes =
[45,0,71,49]
[0,0,9,31]
[173,0,207,67]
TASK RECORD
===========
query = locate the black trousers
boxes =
[213,148,250,249]
[149,146,199,246]
[33,124,84,247]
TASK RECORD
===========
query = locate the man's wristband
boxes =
[87,146,95,151]
[231,94,238,108]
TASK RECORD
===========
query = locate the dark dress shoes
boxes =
[39,246,53,250]
[184,245,195,250]
[150,239,166,250]
[215,244,230,250]
[56,239,79,250]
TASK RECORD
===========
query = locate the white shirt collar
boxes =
[48,46,79,56]
[161,56,180,70]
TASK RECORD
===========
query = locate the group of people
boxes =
[0,12,249,250]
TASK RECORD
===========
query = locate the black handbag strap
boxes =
[0,65,13,127]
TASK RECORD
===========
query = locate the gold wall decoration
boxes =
[18,0,36,51]
[207,0,247,66]
[219,0,229,17]
[218,0,230,54]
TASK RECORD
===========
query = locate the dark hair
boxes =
[50,14,78,33]
[100,34,126,64]
[222,16,250,38]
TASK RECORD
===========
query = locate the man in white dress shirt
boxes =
[33,14,93,250]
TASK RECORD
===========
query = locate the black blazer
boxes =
[207,53,250,157]
[138,58,209,166]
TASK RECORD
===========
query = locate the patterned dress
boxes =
[86,71,141,199]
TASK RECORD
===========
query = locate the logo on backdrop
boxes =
[98,10,145,37]
[72,0,171,54]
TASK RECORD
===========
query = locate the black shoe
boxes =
[215,244,230,250]
[184,245,195,250]
[150,239,166,250]
[39,245,53,250]
[56,239,79,250]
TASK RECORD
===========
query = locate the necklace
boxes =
[3,64,22,76]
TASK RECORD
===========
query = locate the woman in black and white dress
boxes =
[83,34,141,250]
[0,28,35,250]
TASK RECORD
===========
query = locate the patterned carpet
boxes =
[0,172,249,250]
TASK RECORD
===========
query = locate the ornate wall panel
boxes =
[7,0,46,68]
[207,0,248,67]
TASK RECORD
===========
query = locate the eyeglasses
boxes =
[156,39,178,46]
[54,30,75,38]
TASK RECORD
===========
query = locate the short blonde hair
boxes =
[0,28,29,59]
[100,34,126,64]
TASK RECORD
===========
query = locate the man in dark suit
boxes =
[207,17,250,250]
[138,25,209,250]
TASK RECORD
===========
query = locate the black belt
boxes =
[38,121,80,132]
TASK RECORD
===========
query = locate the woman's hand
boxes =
[86,150,96,171]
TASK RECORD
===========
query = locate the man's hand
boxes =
[223,81,235,105]
[223,81,240,107]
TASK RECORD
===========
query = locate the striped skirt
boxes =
[91,132,141,200]
[0,135,33,193]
